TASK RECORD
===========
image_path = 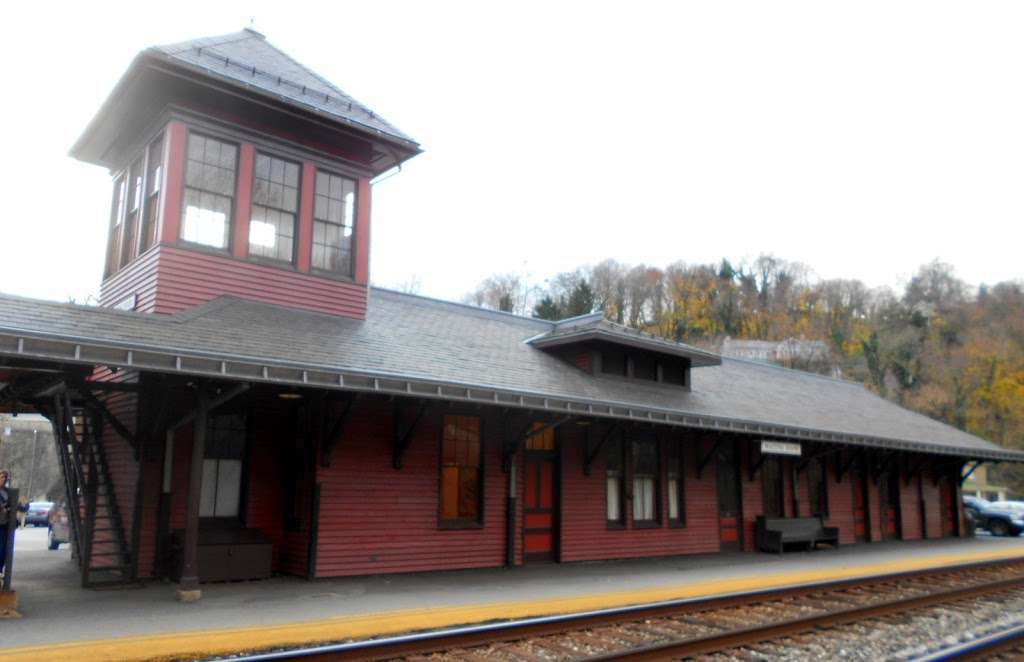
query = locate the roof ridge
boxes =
[370,287,554,328]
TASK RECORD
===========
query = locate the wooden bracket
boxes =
[960,460,982,486]
[835,448,864,484]
[584,422,621,476]
[904,455,929,486]
[697,436,724,480]
[748,446,765,482]
[73,381,139,452]
[320,395,359,467]
[796,447,838,475]
[393,400,428,470]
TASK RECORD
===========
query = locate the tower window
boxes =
[181,133,238,249]
[139,134,163,254]
[121,158,143,267]
[249,153,300,263]
[312,170,357,275]
[105,176,126,277]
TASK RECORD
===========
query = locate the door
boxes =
[939,478,957,537]
[852,469,870,542]
[522,424,557,562]
[880,473,902,540]
[762,457,784,518]
[716,441,743,552]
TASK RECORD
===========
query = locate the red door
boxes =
[523,424,557,562]
[880,474,902,540]
[716,441,742,552]
[852,472,869,542]
[939,478,956,537]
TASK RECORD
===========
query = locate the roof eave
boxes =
[6,325,1014,462]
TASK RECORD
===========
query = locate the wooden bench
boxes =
[756,516,839,554]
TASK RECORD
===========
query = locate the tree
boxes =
[533,296,561,320]
[564,280,596,317]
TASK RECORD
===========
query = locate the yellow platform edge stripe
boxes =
[6,546,1024,662]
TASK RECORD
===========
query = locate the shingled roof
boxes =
[148,28,417,147]
[0,289,1019,462]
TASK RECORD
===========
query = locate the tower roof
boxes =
[149,29,416,146]
[71,28,420,172]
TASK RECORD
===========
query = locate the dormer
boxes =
[529,313,721,389]
[72,29,420,319]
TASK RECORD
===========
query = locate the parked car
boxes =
[977,500,1024,537]
[24,501,54,527]
[47,501,71,550]
[963,495,989,533]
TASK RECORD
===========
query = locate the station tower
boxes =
[73,29,421,319]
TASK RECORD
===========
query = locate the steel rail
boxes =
[585,574,1024,661]
[911,621,1024,662]
[223,557,1024,662]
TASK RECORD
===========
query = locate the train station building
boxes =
[1,28,1021,601]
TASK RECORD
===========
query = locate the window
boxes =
[606,436,624,525]
[140,135,163,254]
[105,176,126,276]
[249,153,300,262]
[121,158,143,267]
[200,414,247,519]
[526,421,555,451]
[440,415,482,525]
[662,359,689,387]
[633,354,658,381]
[601,350,627,376]
[632,438,659,524]
[312,170,357,275]
[181,133,237,249]
[807,457,829,518]
[667,441,686,525]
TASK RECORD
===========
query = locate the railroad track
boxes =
[227,559,1024,662]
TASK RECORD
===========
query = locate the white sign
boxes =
[761,440,802,457]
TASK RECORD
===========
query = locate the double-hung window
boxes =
[200,414,247,519]
[249,153,300,262]
[632,438,658,524]
[667,441,686,525]
[312,170,357,275]
[440,415,482,526]
[606,437,625,526]
[105,176,126,276]
[140,135,163,254]
[181,133,237,249]
[121,158,144,267]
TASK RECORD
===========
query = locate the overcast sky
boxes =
[1,1,1021,306]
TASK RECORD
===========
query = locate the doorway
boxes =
[522,424,558,562]
[762,456,784,518]
[852,467,870,542]
[716,440,743,551]
[939,477,957,537]
[879,472,902,540]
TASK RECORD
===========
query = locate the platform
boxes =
[4,529,1024,662]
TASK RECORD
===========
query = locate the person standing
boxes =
[0,470,10,578]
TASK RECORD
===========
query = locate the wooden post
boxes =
[177,391,208,602]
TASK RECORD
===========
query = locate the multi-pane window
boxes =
[667,441,686,525]
[807,457,829,518]
[140,135,163,254]
[632,438,658,524]
[312,171,356,275]
[121,158,144,267]
[606,437,624,525]
[249,153,300,262]
[199,414,247,519]
[440,415,482,524]
[181,133,237,249]
[105,176,126,276]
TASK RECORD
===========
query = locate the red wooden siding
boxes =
[823,459,856,545]
[93,389,139,568]
[899,474,924,540]
[558,427,720,562]
[314,401,509,577]
[922,471,942,539]
[740,439,763,552]
[99,244,368,317]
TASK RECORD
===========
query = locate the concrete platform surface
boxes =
[3,529,1024,661]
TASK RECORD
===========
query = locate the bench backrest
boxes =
[760,516,824,535]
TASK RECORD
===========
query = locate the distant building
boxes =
[720,336,839,376]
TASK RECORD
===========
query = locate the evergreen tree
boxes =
[533,296,561,320]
